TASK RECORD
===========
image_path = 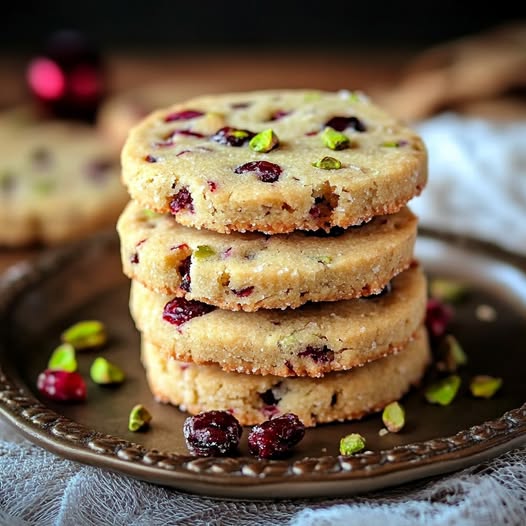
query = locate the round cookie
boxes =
[129,264,427,377]
[141,326,430,427]
[118,201,418,311]
[0,120,127,246]
[121,89,427,234]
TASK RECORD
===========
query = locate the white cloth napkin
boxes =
[1,114,525,525]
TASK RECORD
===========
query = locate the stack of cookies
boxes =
[118,90,430,427]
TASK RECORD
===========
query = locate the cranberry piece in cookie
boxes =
[162,297,214,326]
[234,161,282,183]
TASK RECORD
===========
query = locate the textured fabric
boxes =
[1,114,526,525]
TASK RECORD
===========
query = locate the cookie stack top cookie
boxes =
[121,89,427,234]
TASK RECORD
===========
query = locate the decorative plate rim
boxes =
[0,231,525,497]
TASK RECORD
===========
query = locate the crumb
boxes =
[378,428,389,437]
[476,304,497,322]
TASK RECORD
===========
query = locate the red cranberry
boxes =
[269,110,291,121]
[207,181,218,192]
[248,413,305,459]
[170,129,205,139]
[164,110,204,122]
[37,369,87,402]
[130,253,139,264]
[145,154,157,163]
[169,188,194,214]
[163,297,214,326]
[183,410,242,456]
[211,127,255,146]
[298,346,334,364]
[325,116,366,132]
[234,161,282,183]
[178,256,192,292]
[232,286,254,297]
[426,298,453,339]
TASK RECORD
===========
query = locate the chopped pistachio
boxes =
[381,141,400,147]
[438,334,468,372]
[48,343,77,372]
[33,179,56,194]
[321,127,349,151]
[304,91,322,102]
[430,278,468,304]
[249,129,279,153]
[315,255,333,264]
[128,404,152,432]
[90,357,125,385]
[231,129,251,140]
[143,209,162,219]
[278,334,299,352]
[382,401,405,433]
[61,320,107,350]
[194,245,216,259]
[312,156,342,170]
[470,375,502,399]
[339,433,366,455]
[425,375,461,406]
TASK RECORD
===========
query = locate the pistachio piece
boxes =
[470,375,502,399]
[321,127,349,151]
[315,255,333,264]
[304,91,322,102]
[430,278,468,303]
[61,320,107,350]
[249,129,279,153]
[128,404,152,432]
[339,433,366,455]
[194,245,216,259]
[382,401,405,433]
[438,335,468,372]
[425,375,461,406]
[312,156,342,170]
[143,209,162,219]
[48,343,77,372]
[90,357,125,385]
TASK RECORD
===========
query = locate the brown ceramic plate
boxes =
[0,230,525,499]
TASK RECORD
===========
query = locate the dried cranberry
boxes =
[234,161,282,183]
[145,154,157,163]
[130,253,139,264]
[163,297,214,326]
[183,410,242,456]
[171,129,205,139]
[37,369,87,402]
[164,110,204,122]
[211,126,255,147]
[178,256,192,292]
[426,298,453,339]
[207,181,217,192]
[325,116,366,132]
[248,413,305,459]
[233,286,254,297]
[259,387,280,406]
[298,346,334,363]
[169,187,194,214]
[269,110,290,121]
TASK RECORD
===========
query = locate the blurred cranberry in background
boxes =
[26,30,106,122]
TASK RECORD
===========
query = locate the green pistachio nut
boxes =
[232,129,251,140]
[441,335,468,372]
[425,375,461,406]
[304,91,322,102]
[61,320,107,350]
[194,245,216,259]
[143,209,162,219]
[315,255,333,264]
[249,129,279,153]
[430,278,468,303]
[381,141,400,148]
[90,357,125,385]
[48,343,77,372]
[312,156,342,170]
[470,375,502,399]
[321,127,349,151]
[339,433,366,455]
[129,404,152,432]
[382,401,405,433]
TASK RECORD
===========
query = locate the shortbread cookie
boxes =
[121,89,427,234]
[0,120,127,246]
[118,201,418,311]
[141,326,430,426]
[129,264,427,377]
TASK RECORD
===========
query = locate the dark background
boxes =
[3,1,526,53]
